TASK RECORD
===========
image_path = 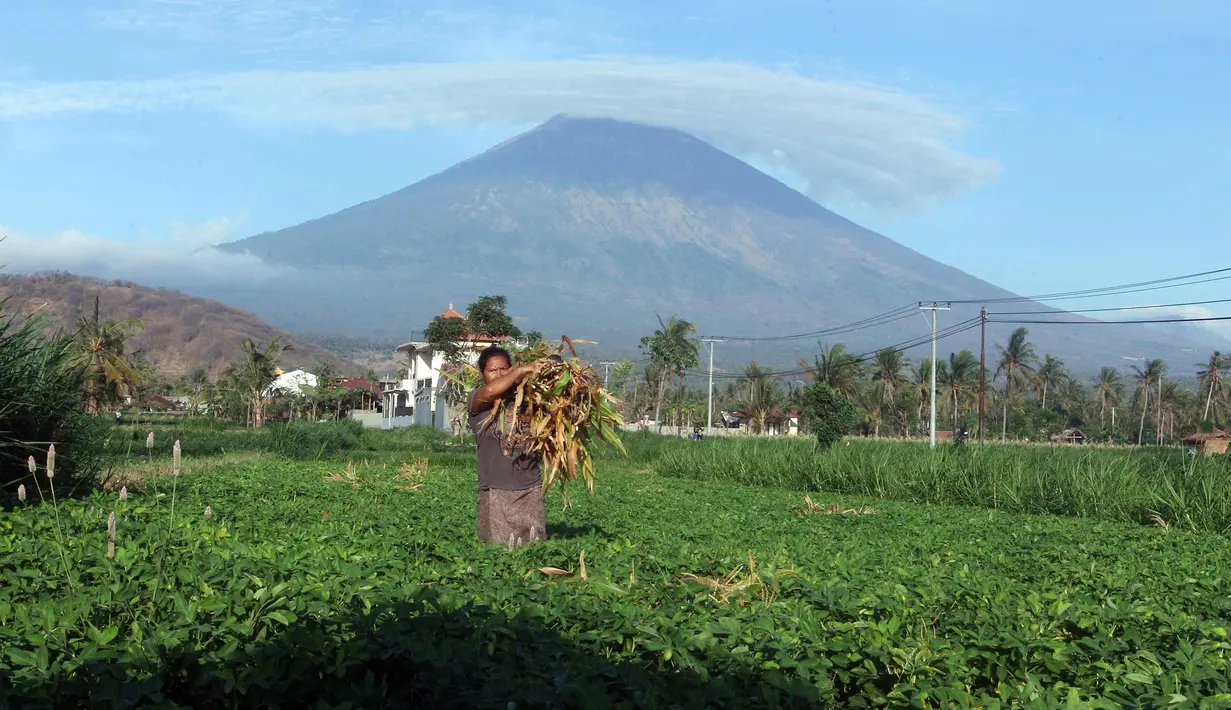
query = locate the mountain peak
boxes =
[208,117,1217,371]
[431,115,825,220]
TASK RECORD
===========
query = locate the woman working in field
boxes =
[467,346,560,547]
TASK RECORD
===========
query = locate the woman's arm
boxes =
[469,363,537,415]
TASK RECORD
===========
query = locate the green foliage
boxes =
[425,295,525,365]
[799,381,857,449]
[464,295,522,339]
[657,437,1231,533]
[264,420,364,459]
[0,306,104,495]
[116,420,368,461]
[5,449,1231,706]
[423,313,467,363]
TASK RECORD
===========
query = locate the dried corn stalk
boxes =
[442,336,626,504]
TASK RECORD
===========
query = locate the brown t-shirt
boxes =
[468,389,542,491]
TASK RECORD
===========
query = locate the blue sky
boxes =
[1,0,1229,333]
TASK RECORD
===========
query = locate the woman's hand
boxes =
[471,361,542,415]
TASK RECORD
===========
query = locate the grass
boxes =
[5,426,1231,706]
[655,436,1231,534]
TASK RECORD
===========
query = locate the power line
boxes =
[712,304,919,342]
[989,315,1231,325]
[686,317,983,380]
[991,297,1231,316]
[947,266,1231,305]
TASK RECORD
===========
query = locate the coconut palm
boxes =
[225,337,293,428]
[639,314,699,431]
[1197,351,1229,424]
[740,370,784,434]
[872,347,909,403]
[941,350,979,428]
[1157,380,1191,442]
[912,358,948,436]
[742,362,768,402]
[797,343,862,398]
[1034,354,1068,410]
[68,296,145,414]
[1130,358,1165,445]
[1093,367,1123,428]
[854,381,886,438]
[994,327,1038,439]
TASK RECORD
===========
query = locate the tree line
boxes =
[614,315,1229,444]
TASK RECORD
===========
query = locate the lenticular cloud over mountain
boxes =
[0,57,1000,216]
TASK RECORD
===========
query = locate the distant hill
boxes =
[0,272,353,378]
[188,115,1226,374]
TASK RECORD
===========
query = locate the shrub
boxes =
[265,419,364,460]
[0,307,102,496]
[799,382,857,449]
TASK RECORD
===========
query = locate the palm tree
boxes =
[1157,380,1189,442]
[941,350,979,428]
[743,362,767,402]
[1197,351,1229,424]
[639,314,699,431]
[741,370,784,434]
[913,358,947,436]
[994,327,1038,439]
[1094,367,1123,429]
[1130,358,1165,445]
[854,381,886,438]
[68,296,145,414]
[1034,354,1068,410]
[227,337,293,428]
[797,343,862,398]
[872,348,910,434]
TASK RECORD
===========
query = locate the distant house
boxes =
[380,304,513,431]
[265,369,318,397]
[1182,428,1231,456]
[1049,428,1087,445]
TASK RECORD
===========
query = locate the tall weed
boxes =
[656,437,1231,533]
[0,306,103,496]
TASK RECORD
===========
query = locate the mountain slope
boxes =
[207,115,1223,372]
[0,273,353,377]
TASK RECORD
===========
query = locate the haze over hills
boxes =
[0,273,354,378]
[201,115,1226,374]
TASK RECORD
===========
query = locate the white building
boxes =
[265,369,318,397]
[379,304,506,430]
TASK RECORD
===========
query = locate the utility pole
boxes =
[701,337,723,435]
[599,361,617,390]
[1157,370,1164,445]
[919,302,952,448]
[978,306,987,443]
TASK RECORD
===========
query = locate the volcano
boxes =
[209,115,1218,371]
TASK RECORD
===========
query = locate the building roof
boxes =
[1182,428,1230,444]
[338,377,380,393]
[440,303,464,319]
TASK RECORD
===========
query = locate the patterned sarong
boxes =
[477,485,547,548]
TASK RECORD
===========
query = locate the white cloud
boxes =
[92,0,623,62]
[0,58,1000,215]
[166,216,243,249]
[1109,305,1231,342]
[0,222,291,284]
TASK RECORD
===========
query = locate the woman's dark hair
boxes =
[477,345,512,373]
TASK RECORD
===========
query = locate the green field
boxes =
[4,426,1231,707]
